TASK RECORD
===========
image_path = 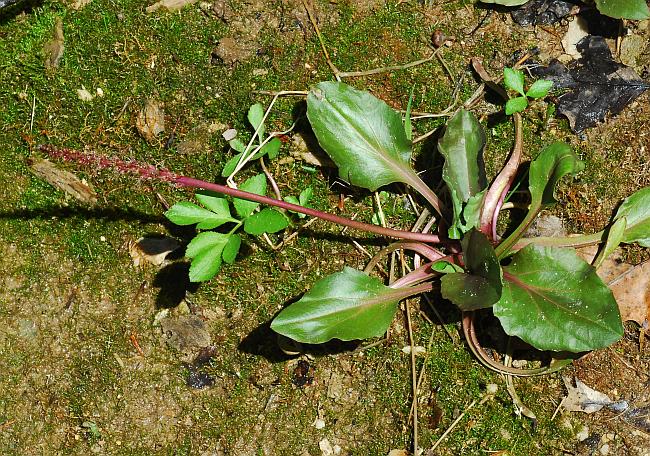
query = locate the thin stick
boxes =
[430,395,486,452]
[338,49,440,78]
[226,93,299,185]
[259,157,282,201]
[551,396,566,421]
[302,0,341,81]
[504,339,537,421]
[405,296,419,454]
[272,217,318,251]
[30,94,36,132]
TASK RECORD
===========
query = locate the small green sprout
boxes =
[503,67,553,115]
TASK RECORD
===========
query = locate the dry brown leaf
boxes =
[608,261,650,327]
[577,246,649,325]
[562,376,628,414]
[43,17,64,70]
[135,99,165,143]
[146,0,197,13]
[129,236,180,267]
[29,158,97,203]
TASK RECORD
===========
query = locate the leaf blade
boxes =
[504,68,526,96]
[494,245,623,352]
[306,81,416,191]
[271,267,404,343]
[164,201,236,230]
[233,174,266,219]
[243,208,290,235]
[595,0,649,19]
[438,109,487,237]
[185,232,229,282]
[613,186,650,247]
[526,79,553,99]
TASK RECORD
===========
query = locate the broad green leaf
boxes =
[165,201,236,230]
[504,68,526,96]
[505,96,528,115]
[247,103,266,143]
[441,274,500,310]
[221,138,282,177]
[186,232,230,282]
[306,81,416,192]
[613,186,650,247]
[438,109,487,238]
[441,230,502,310]
[431,261,464,274]
[462,190,486,234]
[526,79,553,99]
[222,234,241,264]
[494,245,623,352]
[529,142,584,208]
[284,196,300,206]
[271,267,407,343]
[299,186,313,206]
[479,0,529,6]
[244,208,290,235]
[195,192,233,217]
[259,137,281,160]
[595,0,649,19]
[229,138,246,153]
[234,174,266,219]
[593,217,626,269]
[221,152,244,177]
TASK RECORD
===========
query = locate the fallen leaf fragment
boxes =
[562,376,628,414]
[318,438,341,456]
[561,17,589,60]
[577,246,650,325]
[388,450,409,456]
[44,17,64,70]
[401,345,426,356]
[136,99,165,143]
[129,236,180,266]
[608,262,650,327]
[76,86,94,102]
[146,0,197,12]
[29,158,97,203]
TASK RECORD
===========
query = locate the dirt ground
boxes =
[0,0,649,455]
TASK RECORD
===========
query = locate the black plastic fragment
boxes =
[531,36,649,132]
[511,0,576,26]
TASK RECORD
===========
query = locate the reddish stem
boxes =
[39,144,444,244]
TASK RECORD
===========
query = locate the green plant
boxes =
[163,173,290,282]
[503,67,553,115]
[221,103,283,178]
[480,0,650,20]
[40,81,650,375]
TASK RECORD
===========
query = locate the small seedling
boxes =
[164,173,290,281]
[503,67,553,115]
[221,103,282,178]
